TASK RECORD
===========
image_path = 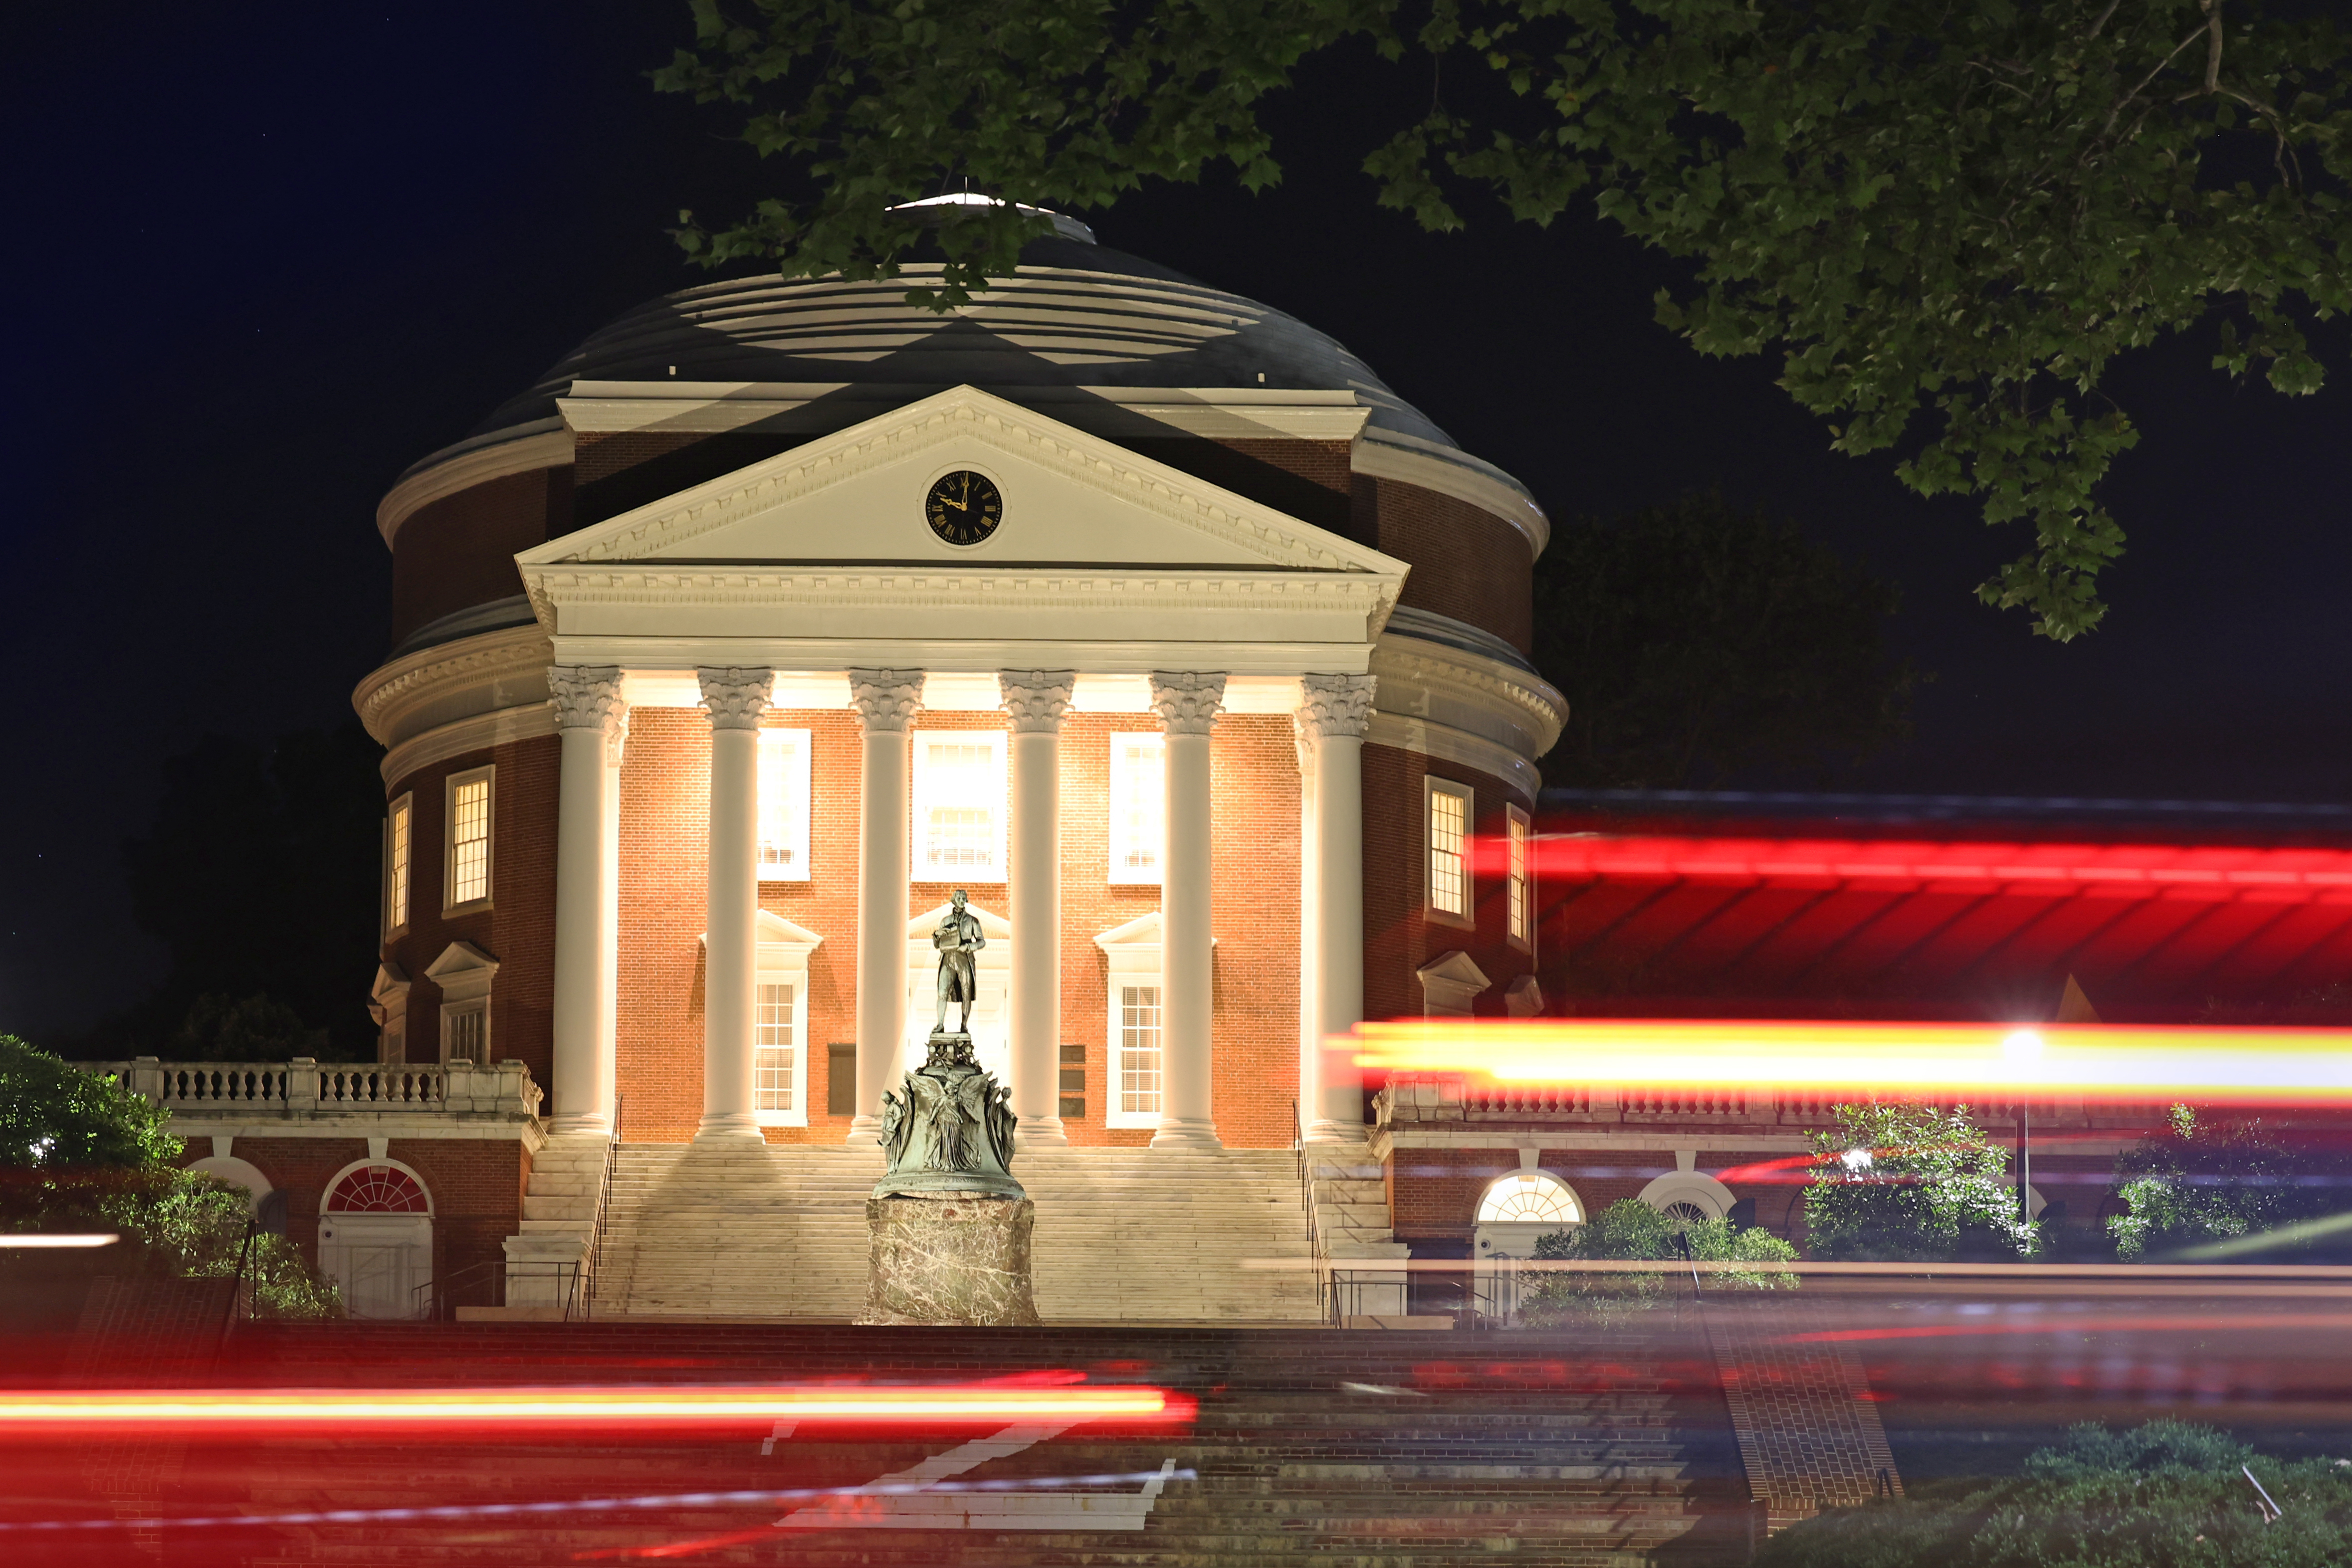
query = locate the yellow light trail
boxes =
[0,1385,1176,1430]
[1345,1018,2352,1104]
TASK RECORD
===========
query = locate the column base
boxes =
[1150,1117,1223,1151]
[547,1112,613,1139]
[693,1112,767,1142]
[1302,1119,1363,1145]
[847,1114,882,1144]
[1015,1114,1069,1150]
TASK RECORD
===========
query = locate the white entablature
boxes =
[514,385,1410,672]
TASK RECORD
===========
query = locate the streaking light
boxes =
[1345,1018,2352,1105]
[0,1234,117,1248]
[0,1384,1182,1432]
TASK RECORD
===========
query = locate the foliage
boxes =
[92,723,385,1061]
[2108,1103,2352,1261]
[0,1036,339,1319]
[1534,492,1919,788]
[1804,1101,2036,1261]
[1755,1419,2352,1567]
[0,1032,179,1171]
[654,0,2352,638]
[1519,1197,1798,1326]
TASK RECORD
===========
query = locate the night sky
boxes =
[3,2,2347,1040]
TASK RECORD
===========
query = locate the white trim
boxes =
[382,705,558,790]
[425,941,499,1066]
[1424,778,1475,929]
[557,381,1376,441]
[1107,731,1165,885]
[355,623,554,753]
[319,1156,437,1217]
[912,730,1007,884]
[1369,633,1565,767]
[1416,950,1492,1019]
[1095,912,1169,1129]
[1637,1171,1735,1222]
[187,1156,273,1211]
[377,424,573,547]
[1504,803,1532,954]
[1353,428,1550,558]
[442,765,496,914]
[1474,1170,1584,1226]
[756,728,813,882]
[1367,713,1540,799]
[385,793,414,938]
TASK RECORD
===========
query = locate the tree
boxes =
[1756,1420,2352,1568]
[1804,1101,2035,1261]
[1519,1196,1798,1326]
[90,723,385,1061]
[1535,492,1917,788]
[0,1032,178,1171]
[654,0,2351,639]
[2108,1103,2351,1261]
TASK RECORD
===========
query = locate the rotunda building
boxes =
[353,215,1562,1315]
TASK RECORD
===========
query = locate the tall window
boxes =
[1426,778,1473,926]
[445,767,494,911]
[444,1002,486,1064]
[1505,804,1532,951]
[1115,984,1163,1122]
[755,981,799,1114]
[1107,732,1164,884]
[385,794,412,934]
[757,729,812,881]
[913,732,1005,881]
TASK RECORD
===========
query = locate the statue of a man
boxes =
[932,888,984,1035]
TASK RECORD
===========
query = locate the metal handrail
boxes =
[411,1258,581,1321]
[585,1095,625,1320]
[1292,1099,1332,1323]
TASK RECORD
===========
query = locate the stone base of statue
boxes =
[855,1192,1041,1326]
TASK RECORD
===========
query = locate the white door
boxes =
[319,1215,431,1319]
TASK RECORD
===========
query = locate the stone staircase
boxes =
[500,1132,611,1305]
[1306,1141,1413,1316]
[582,1144,1328,1323]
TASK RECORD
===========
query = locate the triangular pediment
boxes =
[906,900,1013,941]
[518,385,1404,577]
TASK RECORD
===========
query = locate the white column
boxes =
[1001,671,1074,1148]
[601,708,627,1130]
[548,666,627,1137]
[849,670,923,1141]
[1292,712,1319,1142]
[1150,672,1226,1151]
[1300,673,1375,1143]
[695,666,771,1142]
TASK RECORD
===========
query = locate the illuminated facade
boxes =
[325,208,1563,1315]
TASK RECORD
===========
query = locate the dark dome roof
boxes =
[469,236,1468,457]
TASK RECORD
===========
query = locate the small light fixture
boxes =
[1841,1148,1873,1173]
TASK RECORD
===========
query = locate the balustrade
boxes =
[75,1056,541,1122]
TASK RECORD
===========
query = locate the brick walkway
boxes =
[1701,1293,1901,1532]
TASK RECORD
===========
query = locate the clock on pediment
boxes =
[924,469,1003,547]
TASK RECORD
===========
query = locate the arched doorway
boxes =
[1637,1170,1736,1232]
[317,1161,433,1320]
[1473,1170,1584,1324]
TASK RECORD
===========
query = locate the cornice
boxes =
[376,424,574,548]
[353,623,554,749]
[521,386,1403,581]
[1371,631,1566,763]
[1366,713,1542,799]
[559,382,1374,442]
[380,704,560,788]
[1354,431,1550,559]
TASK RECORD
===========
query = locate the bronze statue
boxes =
[932,888,984,1036]
[872,895,1023,1201]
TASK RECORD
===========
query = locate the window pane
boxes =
[447,1006,483,1064]
[757,731,809,878]
[921,739,999,873]
[1109,734,1164,882]
[755,982,796,1111]
[388,801,411,928]
[1118,984,1162,1115]
[451,779,490,905]
[1430,787,1466,916]
[1507,810,1528,941]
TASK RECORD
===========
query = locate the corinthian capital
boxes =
[1298,673,1377,740]
[849,669,924,734]
[696,666,773,731]
[998,670,1076,734]
[1149,672,1227,736]
[548,665,627,734]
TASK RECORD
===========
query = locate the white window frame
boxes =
[443,765,495,914]
[441,1000,488,1064]
[425,942,498,1067]
[1093,912,1199,1131]
[384,792,412,937]
[912,730,1007,884]
[753,979,809,1125]
[1424,777,1475,929]
[1504,803,1532,953]
[1107,731,1165,885]
[756,728,813,883]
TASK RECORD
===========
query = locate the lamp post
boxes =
[2003,1029,2044,1225]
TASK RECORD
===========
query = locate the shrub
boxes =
[1756,1419,2352,1567]
[0,1033,179,1170]
[1804,1101,2035,1261]
[2109,1105,2352,1262]
[1519,1198,1798,1327]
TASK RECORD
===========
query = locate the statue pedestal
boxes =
[855,1192,1041,1326]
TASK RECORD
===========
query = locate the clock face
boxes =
[924,470,1004,547]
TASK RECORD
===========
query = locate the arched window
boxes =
[1477,1171,1583,1225]
[326,1164,431,1213]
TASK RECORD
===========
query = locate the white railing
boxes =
[1466,1084,1591,1117]
[1622,1088,1748,1118]
[78,1057,542,1121]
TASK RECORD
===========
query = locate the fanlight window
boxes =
[1477,1172,1581,1225]
[326,1165,429,1214]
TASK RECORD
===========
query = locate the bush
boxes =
[2109,1105,2352,1262]
[1804,1102,2036,1262]
[0,1033,179,1170]
[1756,1419,2352,1567]
[1519,1198,1798,1327]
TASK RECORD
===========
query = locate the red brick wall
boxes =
[609,706,1303,1149]
[389,467,572,646]
[381,734,560,1089]
[1371,479,1534,654]
[181,1137,530,1305]
[1362,741,1537,1030]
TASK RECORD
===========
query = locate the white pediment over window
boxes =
[906,900,1014,945]
[1416,950,1492,1019]
[700,910,824,963]
[424,942,499,1003]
